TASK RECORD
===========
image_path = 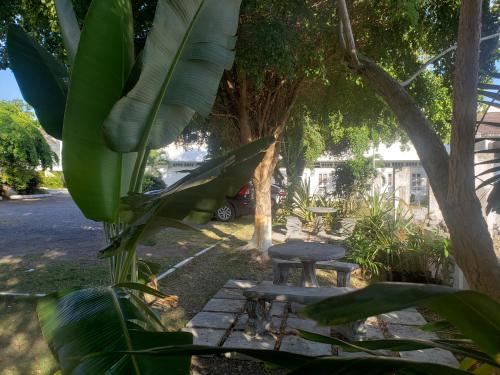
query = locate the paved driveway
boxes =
[0,193,105,259]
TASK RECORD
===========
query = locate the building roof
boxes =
[477,111,500,136]
[163,143,207,162]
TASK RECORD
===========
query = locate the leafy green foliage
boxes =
[39,171,65,189]
[103,0,242,153]
[346,191,450,281]
[475,79,500,214]
[99,138,271,269]
[6,25,68,139]
[0,101,55,192]
[142,174,166,192]
[333,157,377,198]
[281,110,325,204]
[291,179,316,225]
[37,285,192,374]
[236,0,333,85]
[61,0,135,222]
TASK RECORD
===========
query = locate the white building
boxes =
[152,143,207,186]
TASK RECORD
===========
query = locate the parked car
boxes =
[214,183,286,222]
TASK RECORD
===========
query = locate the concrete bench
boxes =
[272,259,360,287]
[243,281,366,339]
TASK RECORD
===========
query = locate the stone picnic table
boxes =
[268,241,345,287]
[307,206,337,233]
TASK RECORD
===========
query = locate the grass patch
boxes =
[0,300,57,375]
[0,219,254,374]
[0,216,363,375]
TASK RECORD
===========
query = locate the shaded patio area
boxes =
[183,280,459,367]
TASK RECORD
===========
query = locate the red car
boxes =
[214,183,286,221]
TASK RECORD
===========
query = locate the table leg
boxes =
[301,261,319,287]
[313,214,326,235]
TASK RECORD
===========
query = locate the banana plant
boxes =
[7,0,243,282]
[37,284,193,374]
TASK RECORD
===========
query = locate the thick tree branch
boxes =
[336,0,360,68]
[402,32,500,87]
[357,56,451,202]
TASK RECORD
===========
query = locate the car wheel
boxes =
[215,204,235,222]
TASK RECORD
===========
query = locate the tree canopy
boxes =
[4,0,496,154]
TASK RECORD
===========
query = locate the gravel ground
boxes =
[0,193,104,259]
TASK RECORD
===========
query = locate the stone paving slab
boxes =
[233,314,249,331]
[183,280,458,366]
[202,298,246,313]
[232,314,281,332]
[280,335,331,356]
[338,350,373,358]
[223,331,275,350]
[213,288,246,300]
[182,327,226,346]
[386,323,438,340]
[270,301,287,317]
[363,323,385,340]
[381,308,427,326]
[290,302,306,313]
[186,312,236,330]
[399,348,459,367]
[285,317,330,336]
[224,280,256,289]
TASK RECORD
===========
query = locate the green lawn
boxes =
[0,221,233,294]
[0,219,254,374]
[0,217,363,375]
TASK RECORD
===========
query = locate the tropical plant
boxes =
[5,0,274,373]
[0,100,56,192]
[292,179,316,225]
[297,283,500,374]
[8,0,243,282]
[37,284,193,374]
[476,74,500,215]
[346,191,451,282]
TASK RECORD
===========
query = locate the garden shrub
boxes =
[332,156,376,198]
[0,101,56,192]
[40,171,65,189]
[346,190,451,284]
[142,173,166,192]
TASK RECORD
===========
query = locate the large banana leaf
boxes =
[297,331,497,367]
[54,0,81,65]
[485,182,500,213]
[62,0,134,222]
[286,357,469,375]
[37,286,192,374]
[103,0,241,153]
[99,138,272,259]
[6,25,68,139]
[301,283,500,362]
[115,345,469,375]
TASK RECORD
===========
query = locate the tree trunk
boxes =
[247,138,281,252]
[339,0,500,299]
[445,0,500,299]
